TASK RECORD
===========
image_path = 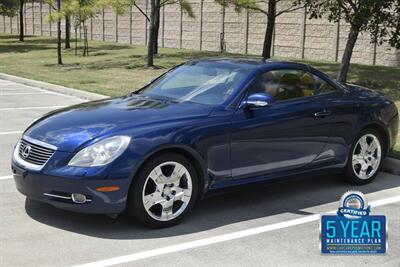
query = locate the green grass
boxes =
[0,34,399,155]
[0,34,225,96]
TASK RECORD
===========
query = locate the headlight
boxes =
[68,136,131,167]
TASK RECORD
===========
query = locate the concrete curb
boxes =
[381,157,400,175]
[0,73,107,101]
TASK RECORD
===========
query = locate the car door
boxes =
[230,68,334,180]
[306,68,355,166]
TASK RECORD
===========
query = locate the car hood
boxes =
[25,95,214,152]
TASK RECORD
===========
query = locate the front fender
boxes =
[127,142,209,198]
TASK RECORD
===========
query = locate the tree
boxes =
[50,0,99,57]
[103,0,193,66]
[65,15,71,48]
[46,0,63,64]
[296,0,400,83]
[147,0,159,67]
[0,0,25,41]
[216,0,303,59]
[64,0,98,56]
[18,0,23,41]
[147,0,194,67]
[56,0,62,64]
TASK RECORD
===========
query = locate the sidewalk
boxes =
[0,73,106,101]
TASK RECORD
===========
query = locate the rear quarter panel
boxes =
[346,85,398,152]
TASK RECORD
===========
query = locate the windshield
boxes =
[138,62,249,105]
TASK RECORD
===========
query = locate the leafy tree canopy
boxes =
[98,0,195,18]
[46,0,99,25]
[296,0,400,49]
[216,0,300,16]
[0,0,19,17]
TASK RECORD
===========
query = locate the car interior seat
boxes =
[277,73,304,100]
[300,73,315,96]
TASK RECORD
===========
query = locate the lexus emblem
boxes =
[21,145,31,159]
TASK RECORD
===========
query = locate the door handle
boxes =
[314,110,332,118]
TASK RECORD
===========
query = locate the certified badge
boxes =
[320,191,387,254]
[337,191,370,219]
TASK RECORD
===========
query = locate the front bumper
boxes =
[11,162,131,214]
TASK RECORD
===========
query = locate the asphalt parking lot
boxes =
[1,78,399,267]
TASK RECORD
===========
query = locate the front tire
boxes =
[345,129,383,185]
[128,153,199,228]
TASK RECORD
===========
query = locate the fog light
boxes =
[71,193,87,204]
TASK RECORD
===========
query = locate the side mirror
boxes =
[241,93,274,109]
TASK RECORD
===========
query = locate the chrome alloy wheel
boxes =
[352,134,382,180]
[142,161,193,221]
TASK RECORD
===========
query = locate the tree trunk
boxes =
[65,15,70,49]
[75,26,78,56]
[56,0,62,65]
[153,6,160,55]
[83,24,87,56]
[82,24,89,56]
[337,24,359,83]
[85,26,89,56]
[262,0,276,59]
[147,0,159,67]
[19,0,24,41]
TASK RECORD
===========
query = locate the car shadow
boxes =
[25,172,399,240]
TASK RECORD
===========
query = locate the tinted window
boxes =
[139,62,249,105]
[312,74,337,94]
[248,69,336,101]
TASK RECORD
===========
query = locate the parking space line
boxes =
[0,105,66,111]
[0,131,23,135]
[0,175,12,180]
[74,195,400,267]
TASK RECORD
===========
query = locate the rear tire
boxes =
[344,128,383,185]
[128,153,199,228]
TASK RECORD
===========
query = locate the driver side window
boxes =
[247,69,336,101]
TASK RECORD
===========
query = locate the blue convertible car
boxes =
[12,58,398,227]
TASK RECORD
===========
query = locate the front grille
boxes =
[18,138,55,167]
